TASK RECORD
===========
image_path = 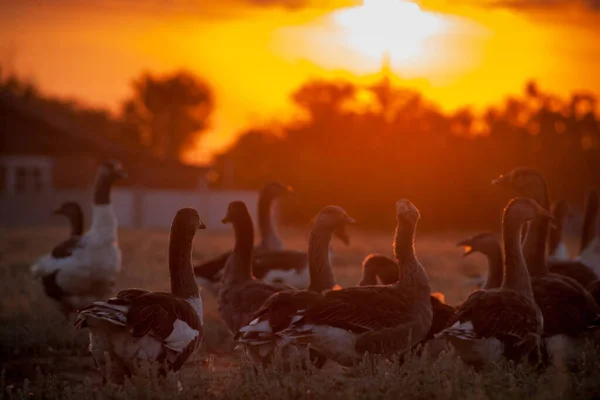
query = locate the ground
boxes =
[1,226,598,399]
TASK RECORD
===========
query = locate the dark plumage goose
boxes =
[578,189,600,277]
[457,233,503,290]
[275,200,432,367]
[548,200,570,261]
[194,182,349,294]
[358,254,454,341]
[217,201,291,337]
[437,198,545,366]
[237,206,355,367]
[493,169,600,339]
[75,208,205,383]
[31,161,126,318]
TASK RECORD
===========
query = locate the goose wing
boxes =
[252,250,308,278]
[442,289,541,341]
[548,259,598,287]
[294,286,414,334]
[532,274,600,336]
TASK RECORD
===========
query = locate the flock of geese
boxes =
[29,160,600,383]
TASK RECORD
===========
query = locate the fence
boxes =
[0,188,259,231]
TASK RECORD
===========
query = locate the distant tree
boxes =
[121,70,214,161]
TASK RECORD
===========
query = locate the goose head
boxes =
[173,207,207,233]
[98,160,128,182]
[395,199,420,224]
[261,181,293,199]
[504,198,556,226]
[457,232,500,258]
[222,201,251,225]
[312,205,355,232]
[492,168,547,205]
[53,201,82,218]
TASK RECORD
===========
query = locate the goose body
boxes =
[31,161,125,317]
[75,208,205,382]
[237,206,355,367]
[437,198,545,366]
[275,200,432,367]
[194,182,349,294]
[494,168,600,366]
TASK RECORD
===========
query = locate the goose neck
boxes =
[522,216,549,277]
[502,217,534,299]
[581,197,598,253]
[169,229,199,299]
[226,213,255,282]
[482,244,504,290]
[307,225,336,292]
[393,218,417,265]
[93,174,117,205]
[258,194,281,250]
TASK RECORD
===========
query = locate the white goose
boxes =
[275,200,432,367]
[236,205,354,367]
[75,208,205,383]
[31,161,125,317]
[436,198,545,367]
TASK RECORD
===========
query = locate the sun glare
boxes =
[332,0,445,65]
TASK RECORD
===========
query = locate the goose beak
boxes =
[221,215,231,224]
[286,185,294,193]
[492,174,509,185]
[52,207,64,215]
[345,215,356,224]
[198,222,207,230]
[335,226,351,246]
[116,169,128,179]
[456,239,475,257]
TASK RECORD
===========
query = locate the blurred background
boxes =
[1,0,599,232]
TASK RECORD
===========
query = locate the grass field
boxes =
[1,225,599,399]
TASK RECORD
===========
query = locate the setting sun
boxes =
[332,0,446,64]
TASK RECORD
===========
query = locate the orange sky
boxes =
[1,0,599,163]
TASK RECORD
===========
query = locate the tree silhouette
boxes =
[121,70,213,161]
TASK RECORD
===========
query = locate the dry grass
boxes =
[0,225,598,399]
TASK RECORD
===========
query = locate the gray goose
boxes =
[493,169,600,345]
[436,198,545,367]
[194,182,349,294]
[275,200,432,367]
[75,208,205,383]
[236,206,355,367]
[358,254,454,341]
[457,233,504,290]
[548,200,570,261]
[31,161,126,318]
[217,201,291,336]
[577,189,600,277]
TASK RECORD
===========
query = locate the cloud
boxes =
[481,0,600,12]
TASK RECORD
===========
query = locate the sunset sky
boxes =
[1,0,599,162]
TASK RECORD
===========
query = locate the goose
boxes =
[548,200,570,261]
[217,201,292,336]
[74,208,205,383]
[436,198,545,367]
[457,233,503,290]
[493,168,600,338]
[358,254,454,341]
[194,183,350,294]
[577,189,600,276]
[494,168,598,287]
[236,205,355,367]
[274,200,432,367]
[31,160,125,318]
